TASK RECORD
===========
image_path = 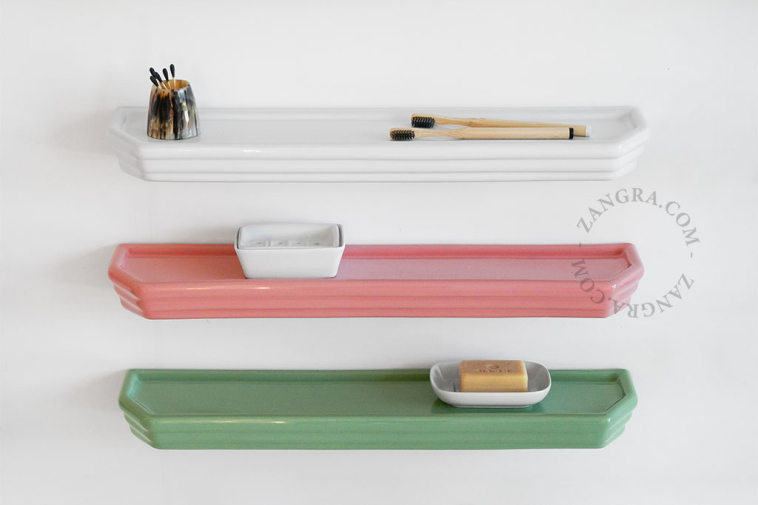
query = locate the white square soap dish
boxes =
[430,361,551,408]
[235,223,345,279]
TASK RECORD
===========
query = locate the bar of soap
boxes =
[459,360,528,392]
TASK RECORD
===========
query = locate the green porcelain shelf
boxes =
[119,368,637,450]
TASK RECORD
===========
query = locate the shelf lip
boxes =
[108,106,649,182]
[119,368,637,450]
[107,243,644,319]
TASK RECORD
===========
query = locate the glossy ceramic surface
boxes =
[109,107,649,182]
[107,243,644,319]
[118,368,637,449]
[235,223,345,278]
[430,361,551,408]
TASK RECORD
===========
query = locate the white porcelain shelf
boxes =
[108,107,649,183]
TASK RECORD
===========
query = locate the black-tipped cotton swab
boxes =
[149,67,165,89]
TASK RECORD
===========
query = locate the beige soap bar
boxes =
[459,360,528,392]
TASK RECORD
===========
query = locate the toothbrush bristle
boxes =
[411,116,435,128]
[390,129,415,141]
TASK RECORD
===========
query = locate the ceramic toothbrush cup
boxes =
[147,79,199,140]
[235,223,345,279]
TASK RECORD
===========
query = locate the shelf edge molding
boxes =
[108,107,649,182]
[119,368,638,450]
[107,243,644,319]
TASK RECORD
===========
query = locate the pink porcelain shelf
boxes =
[108,243,643,319]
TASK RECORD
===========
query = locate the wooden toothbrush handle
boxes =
[447,127,573,140]
[442,117,588,137]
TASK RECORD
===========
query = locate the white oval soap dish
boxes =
[430,361,551,408]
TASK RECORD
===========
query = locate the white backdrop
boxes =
[1,1,756,503]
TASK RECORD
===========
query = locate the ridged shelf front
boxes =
[118,369,638,450]
[107,243,644,319]
[108,107,649,182]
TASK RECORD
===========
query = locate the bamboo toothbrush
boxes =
[411,114,590,137]
[390,126,574,141]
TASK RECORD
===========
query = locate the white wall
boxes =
[1,0,756,503]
